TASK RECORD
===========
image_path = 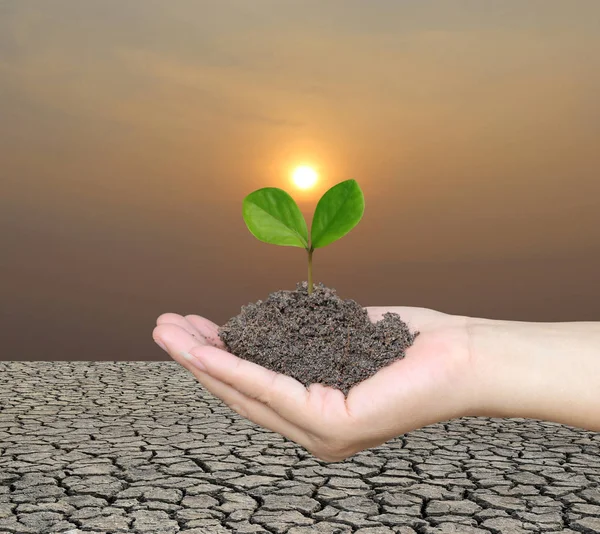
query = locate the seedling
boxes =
[242,179,365,295]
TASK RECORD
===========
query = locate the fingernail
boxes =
[155,338,168,352]
[181,351,207,372]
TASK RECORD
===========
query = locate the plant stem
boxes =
[307,246,314,295]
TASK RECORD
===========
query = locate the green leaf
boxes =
[310,179,364,249]
[243,187,309,248]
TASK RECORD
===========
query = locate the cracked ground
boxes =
[1,362,599,534]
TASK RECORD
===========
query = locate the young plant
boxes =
[242,179,365,295]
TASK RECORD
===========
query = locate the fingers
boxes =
[174,350,316,453]
[153,320,318,454]
[155,314,311,427]
[155,313,208,344]
[184,315,227,349]
[155,313,224,349]
[186,343,315,429]
[153,317,310,425]
[153,313,353,459]
[155,316,310,425]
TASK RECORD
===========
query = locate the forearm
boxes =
[468,317,600,431]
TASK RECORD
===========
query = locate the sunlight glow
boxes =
[292,165,319,190]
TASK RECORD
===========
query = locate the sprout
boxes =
[242,179,365,295]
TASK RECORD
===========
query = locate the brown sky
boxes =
[1,1,599,362]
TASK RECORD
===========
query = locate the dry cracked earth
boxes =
[1,362,599,534]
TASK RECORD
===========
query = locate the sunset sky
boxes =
[2,1,599,361]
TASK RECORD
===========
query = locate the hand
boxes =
[152,307,477,462]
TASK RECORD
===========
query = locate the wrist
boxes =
[467,317,600,431]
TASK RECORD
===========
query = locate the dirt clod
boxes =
[218,281,420,396]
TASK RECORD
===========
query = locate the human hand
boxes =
[152,307,478,462]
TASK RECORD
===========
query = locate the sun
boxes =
[291,165,319,190]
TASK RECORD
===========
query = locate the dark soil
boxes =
[218,281,420,396]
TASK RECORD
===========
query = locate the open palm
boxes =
[153,307,476,462]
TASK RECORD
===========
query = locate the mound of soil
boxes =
[218,281,420,396]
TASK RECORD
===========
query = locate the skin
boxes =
[152,308,600,463]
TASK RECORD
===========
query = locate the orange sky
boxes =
[1,1,599,361]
